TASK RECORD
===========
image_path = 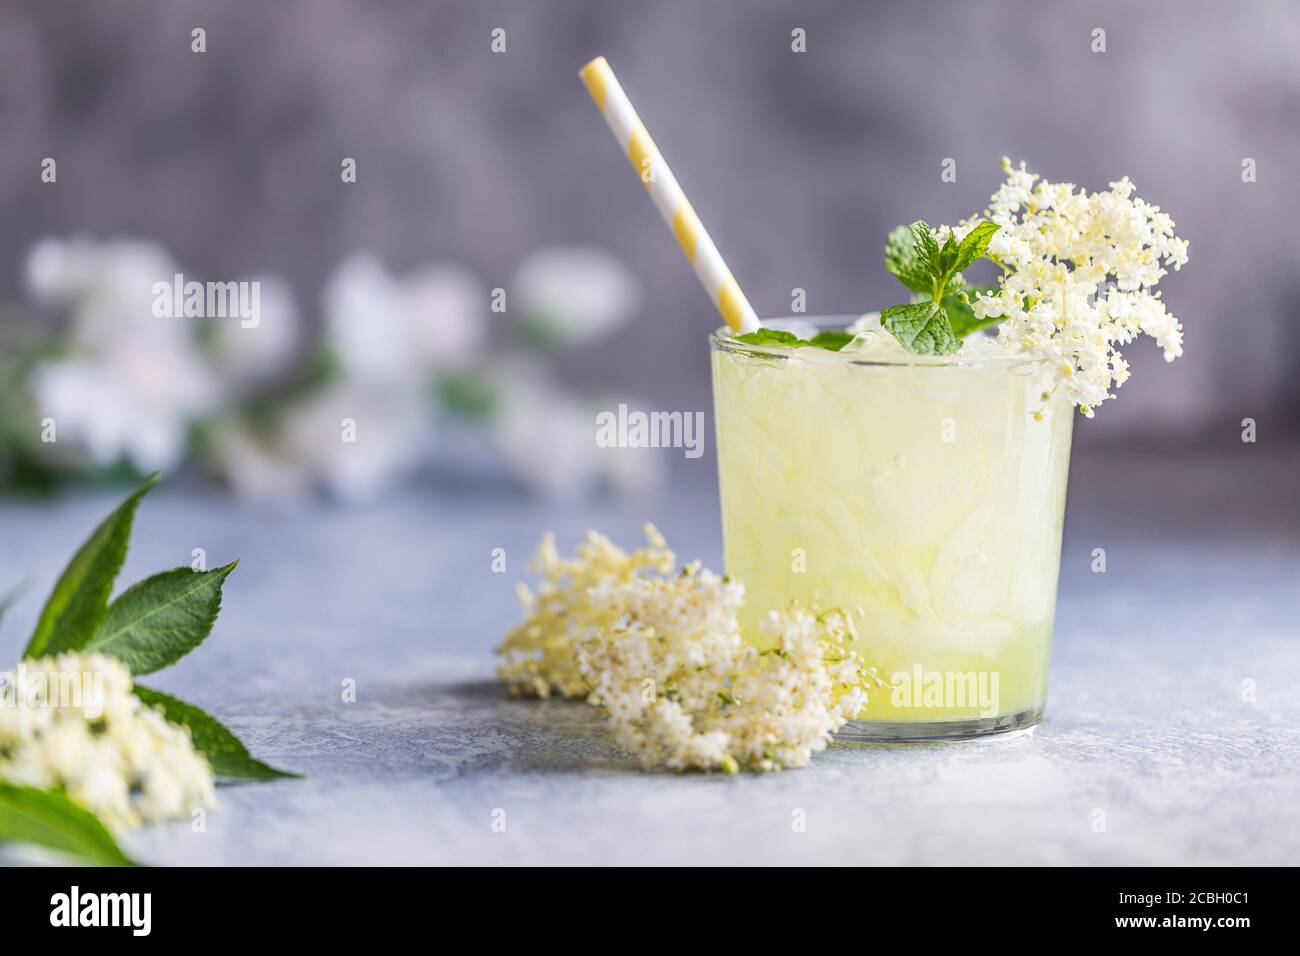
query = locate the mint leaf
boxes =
[24,473,159,660]
[732,328,852,352]
[952,220,1000,275]
[83,563,236,675]
[0,784,136,866]
[135,686,301,780]
[910,221,941,281]
[938,233,960,277]
[881,302,960,355]
[808,331,854,351]
[732,328,803,348]
[885,224,933,294]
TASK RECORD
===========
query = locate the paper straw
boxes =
[579,56,760,333]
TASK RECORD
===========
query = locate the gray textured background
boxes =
[1,0,1297,445]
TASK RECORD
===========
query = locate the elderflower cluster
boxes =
[0,653,215,831]
[497,526,870,772]
[497,525,675,698]
[955,158,1189,416]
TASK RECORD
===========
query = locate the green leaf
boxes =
[885,224,933,294]
[733,328,855,353]
[134,686,301,780]
[952,220,1000,275]
[24,473,159,660]
[885,221,943,295]
[732,328,803,348]
[909,221,941,278]
[807,330,855,351]
[84,563,236,675]
[938,232,960,276]
[0,784,137,866]
[881,302,960,355]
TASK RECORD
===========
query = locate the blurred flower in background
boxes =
[238,381,433,504]
[0,237,661,504]
[322,253,485,385]
[205,274,302,396]
[483,249,661,500]
[485,358,665,502]
[24,237,219,475]
[514,247,640,346]
[202,254,484,504]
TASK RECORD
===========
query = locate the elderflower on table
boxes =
[497,526,871,772]
[497,526,675,698]
[954,159,1188,416]
[0,653,214,831]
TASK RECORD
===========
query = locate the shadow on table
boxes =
[362,677,756,779]
[353,676,643,775]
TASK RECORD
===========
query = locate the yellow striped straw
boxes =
[579,56,760,333]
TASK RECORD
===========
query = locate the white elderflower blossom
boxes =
[497,526,871,772]
[497,525,675,697]
[962,159,1189,416]
[0,653,214,832]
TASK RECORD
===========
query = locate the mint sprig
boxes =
[732,328,854,352]
[881,219,1001,355]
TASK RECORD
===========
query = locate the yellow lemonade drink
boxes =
[711,320,1074,739]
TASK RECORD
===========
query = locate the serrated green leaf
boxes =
[134,686,301,780]
[885,224,933,294]
[881,302,960,355]
[938,232,960,275]
[910,221,941,276]
[24,473,159,660]
[83,563,236,675]
[952,220,1000,275]
[0,784,136,866]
